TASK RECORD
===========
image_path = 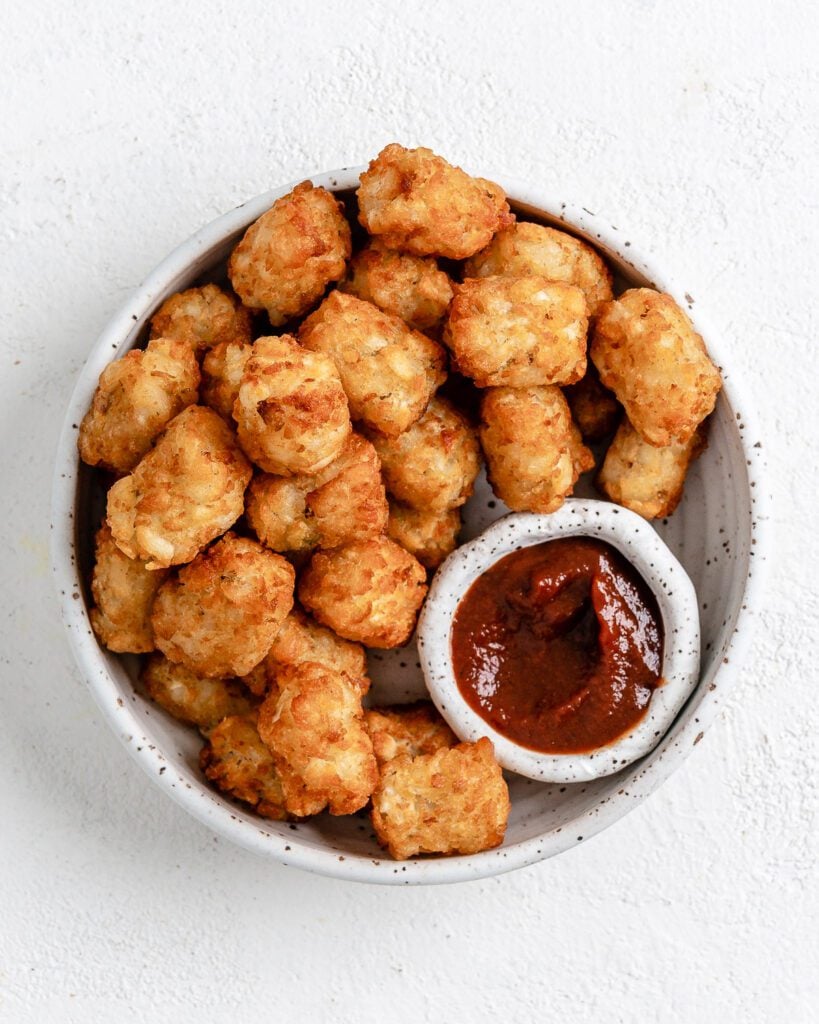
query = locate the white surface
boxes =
[420,503,701,783]
[1,0,816,1019]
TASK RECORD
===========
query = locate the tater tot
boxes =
[357,144,513,259]
[257,662,378,816]
[387,501,461,570]
[570,424,594,480]
[234,335,351,476]
[106,405,251,569]
[238,667,268,698]
[465,222,614,317]
[151,533,294,678]
[245,475,319,554]
[200,712,288,820]
[78,336,200,474]
[597,418,707,519]
[299,291,446,437]
[366,396,481,512]
[239,609,370,699]
[264,608,369,689]
[303,432,389,547]
[340,241,453,330]
[149,283,253,356]
[89,523,168,653]
[141,653,255,732]
[239,662,269,699]
[245,433,388,554]
[443,276,588,388]
[298,537,428,648]
[480,386,593,513]
[200,340,252,421]
[365,702,457,768]
[371,738,510,860]
[228,181,351,326]
[591,289,722,447]
[563,363,622,441]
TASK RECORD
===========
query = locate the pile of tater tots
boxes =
[79,143,721,859]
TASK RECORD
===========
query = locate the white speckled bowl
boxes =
[418,502,701,784]
[51,166,768,885]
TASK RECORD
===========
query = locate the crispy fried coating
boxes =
[245,433,388,554]
[89,522,168,653]
[365,702,457,768]
[387,501,461,570]
[301,432,389,547]
[234,334,351,476]
[357,144,513,259]
[200,712,288,820]
[141,653,255,732]
[239,609,370,699]
[298,537,428,648]
[200,340,252,421]
[78,336,200,474]
[340,241,453,330]
[444,276,588,388]
[151,534,295,678]
[480,386,594,513]
[299,291,446,437]
[106,405,251,569]
[228,181,351,327]
[591,289,722,447]
[265,608,369,689]
[563,363,622,441]
[465,222,614,317]
[257,662,377,816]
[245,475,319,554]
[371,738,510,860]
[570,424,595,479]
[597,418,707,519]
[149,283,253,356]
[365,396,480,512]
[240,661,269,698]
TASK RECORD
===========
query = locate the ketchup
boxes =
[451,538,664,754]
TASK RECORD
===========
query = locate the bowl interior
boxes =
[64,177,759,882]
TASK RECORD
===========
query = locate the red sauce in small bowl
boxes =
[451,538,664,754]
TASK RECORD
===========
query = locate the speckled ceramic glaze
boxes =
[418,503,701,783]
[51,167,767,885]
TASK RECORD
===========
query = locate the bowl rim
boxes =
[50,165,770,885]
[418,502,701,783]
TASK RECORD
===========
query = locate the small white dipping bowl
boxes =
[418,500,701,784]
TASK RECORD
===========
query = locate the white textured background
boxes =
[2,1,817,1020]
